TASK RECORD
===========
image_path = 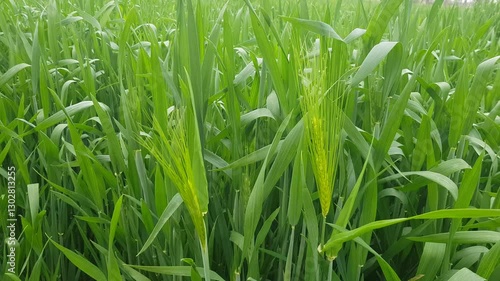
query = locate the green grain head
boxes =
[142,109,207,249]
[302,57,346,218]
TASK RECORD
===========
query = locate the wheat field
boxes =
[0,0,499,280]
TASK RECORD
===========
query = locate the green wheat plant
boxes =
[301,53,347,253]
[142,110,207,242]
[0,0,499,280]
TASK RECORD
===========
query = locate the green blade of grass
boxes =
[477,241,500,279]
[107,195,124,281]
[416,242,446,281]
[381,171,459,201]
[280,16,343,41]
[448,268,486,281]
[407,231,500,244]
[0,63,30,87]
[137,193,183,256]
[324,209,500,253]
[27,183,39,223]
[49,238,106,281]
[126,265,224,281]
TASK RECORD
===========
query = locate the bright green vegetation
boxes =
[0,0,499,280]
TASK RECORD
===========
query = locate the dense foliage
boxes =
[1,0,499,280]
